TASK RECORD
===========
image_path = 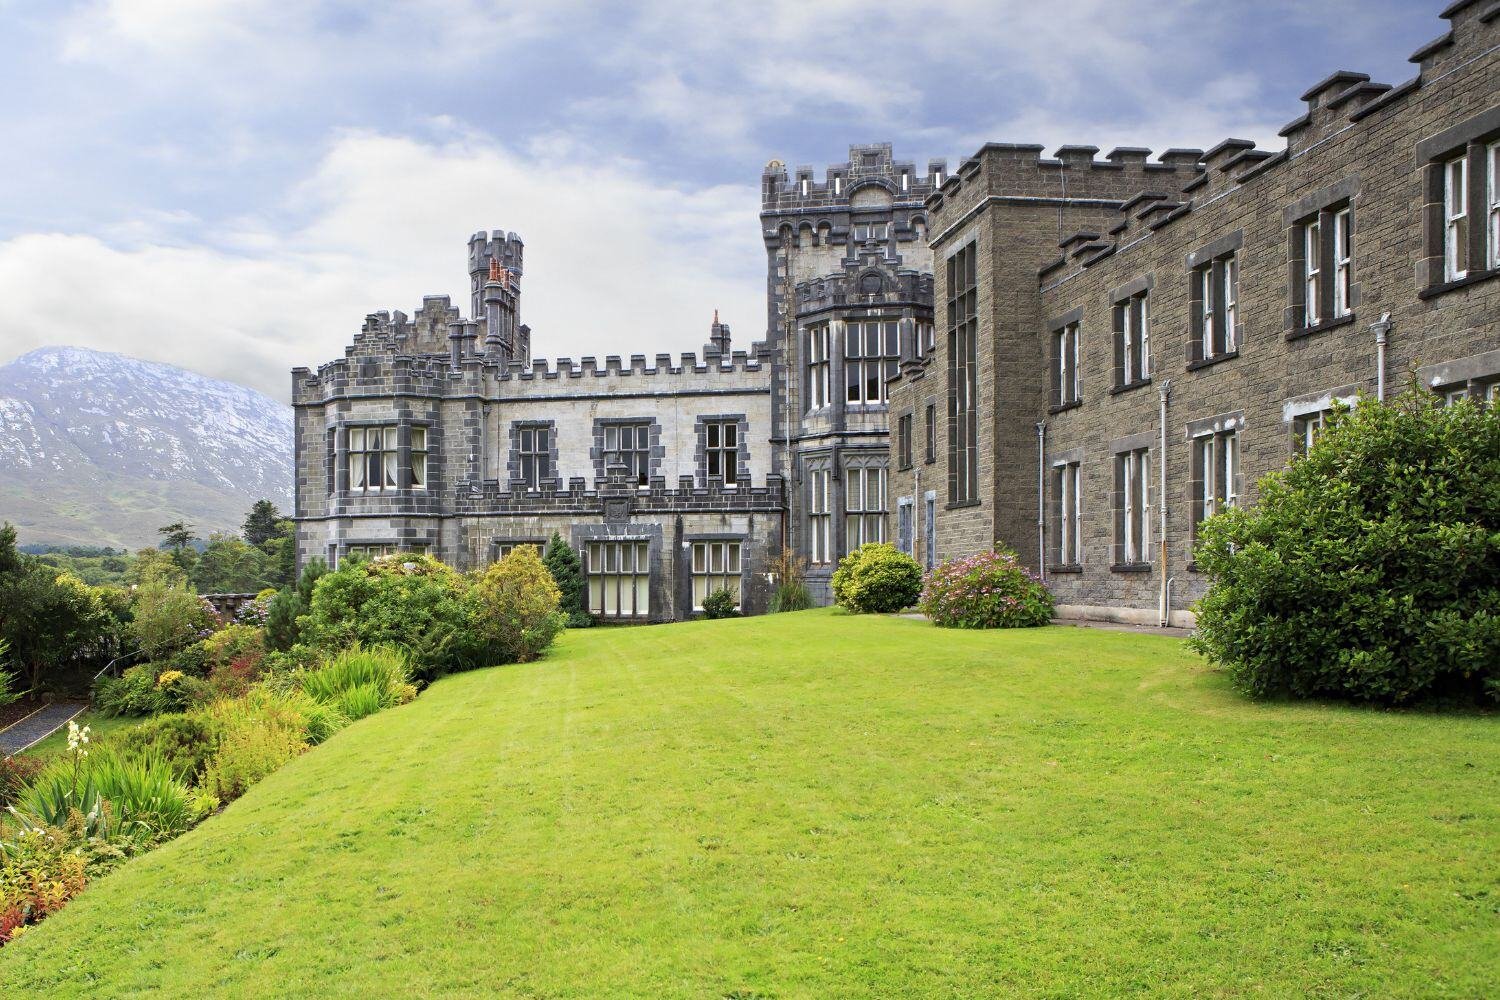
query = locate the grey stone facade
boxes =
[293,232,784,623]
[888,0,1500,626]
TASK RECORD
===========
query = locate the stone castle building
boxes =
[294,1,1497,625]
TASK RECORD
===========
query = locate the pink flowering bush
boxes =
[920,548,1054,629]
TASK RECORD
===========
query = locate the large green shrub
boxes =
[471,547,566,664]
[921,548,1054,628]
[129,578,215,659]
[831,543,923,614]
[1190,389,1500,705]
[94,663,166,717]
[266,558,327,652]
[700,587,740,619]
[542,533,592,628]
[299,555,476,679]
[110,713,222,783]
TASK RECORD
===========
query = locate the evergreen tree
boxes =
[157,521,197,552]
[242,500,282,547]
[542,532,591,627]
[191,533,275,593]
[266,557,328,652]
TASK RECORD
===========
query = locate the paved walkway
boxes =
[0,702,88,755]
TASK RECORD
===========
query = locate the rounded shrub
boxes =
[471,546,566,664]
[700,586,740,620]
[1190,388,1500,705]
[920,548,1054,629]
[831,543,923,614]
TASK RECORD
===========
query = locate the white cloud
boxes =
[0,129,766,401]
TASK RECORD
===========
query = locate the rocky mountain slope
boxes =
[0,346,293,549]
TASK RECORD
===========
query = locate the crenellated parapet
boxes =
[452,473,786,515]
[1028,0,1498,290]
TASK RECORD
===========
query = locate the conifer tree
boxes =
[542,532,591,627]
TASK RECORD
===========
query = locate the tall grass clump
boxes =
[300,644,412,720]
[768,549,814,613]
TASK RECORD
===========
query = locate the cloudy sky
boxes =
[0,0,1441,401]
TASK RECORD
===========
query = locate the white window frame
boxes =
[603,422,651,487]
[585,540,650,618]
[1332,208,1352,317]
[1488,141,1500,270]
[1139,293,1151,378]
[1223,255,1239,352]
[1056,321,1081,405]
[410,426,428,490]
[1122,448,1152,565]
[1445,154,1469,281]
[844,465,887,553]
[1303,218,1321,325]
[347,425,398,494]
[518,425,550,491]
[806,324,831,412]
[704,421,738,485]
[809,468,831,565]
[1057,461,1082,565]
[845,319,899,406]
[691,540,742,611]
[1293,412,1324,455]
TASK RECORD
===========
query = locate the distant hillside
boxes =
[0,346,292,549]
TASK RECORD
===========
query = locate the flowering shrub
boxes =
[831,543,923,614]
[920,549,1054,629]
[0,828,88,944]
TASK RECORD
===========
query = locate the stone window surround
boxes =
[1046,307,1084,414]
[507,419,561,492]
[945,236,980,508]
[1108,274,1155,393]
[1108,430,1156,572]
[590,416,663,487]
[489,537,547,565]
[685,532,751,612]
[1417,348,1500,398]
[1416,105,1500,298]
[1185,229,1244,370]
[693,413,751,487]
[1281,384,1361,424]
[334,417,434,496]
[1283,176,1361,339]
[573,523,663,620]
[1047,446,1084,572]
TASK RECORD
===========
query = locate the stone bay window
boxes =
[586,540,650,618]
[845,318,899,406]
[691,540,742,611]
[844,464,887,551]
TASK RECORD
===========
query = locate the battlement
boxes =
[1032,1,1497,290]
[467,230,525,275]
[925,142,1205,223]
[762,143,946,213]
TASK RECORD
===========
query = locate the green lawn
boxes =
[2,610,1495,997]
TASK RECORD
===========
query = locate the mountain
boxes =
[0,346,293,549]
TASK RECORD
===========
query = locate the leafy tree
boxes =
[130,577,215,659]
[542,532,591,627]
[242,500,282,548]
[158,522,197,552]
[264,519,298,589]
[191,534,274,594]
[0,525,117,691]
[472,546,565,663]
[1190,387,1500,705]
[128,547,188,588]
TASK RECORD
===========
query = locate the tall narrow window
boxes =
[805,325,830,411]
[604,423,651,486]
[923,494,936,571]
[585,540,650,618]
[947,243,979,504]
[1445,154,1469,281]
[1116,448,1152,565]
[704,421,738,485]
[809,469,831,564]
[1303,217,1322,325]
[1114,293,1150,387]
[1054,461,1083,565]
[897,413,913,469]
[1193,252,1239,360]
[1054,320,1082,405]
[518,426,550,490]
[1293,412,1325,456]
[410,426,428,490]
[1488,141,1500,270]
[845,466,886,551]
[924,403,936,463]
[845,319,899,405]
[691,541,741,611]
[1333,208,1352,317]
[1193,430,1240,537]
[897,499,914,557]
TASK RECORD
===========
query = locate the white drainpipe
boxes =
[1372,313,1392,401]
[1035,420,1046,582]
[1157,379,1172,627]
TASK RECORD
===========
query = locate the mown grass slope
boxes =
[2,610,1495,997]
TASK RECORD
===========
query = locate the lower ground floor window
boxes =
[343,542,426,565]
[586,540,650,617]
[493,539,545,561]
[691,540,741,610]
